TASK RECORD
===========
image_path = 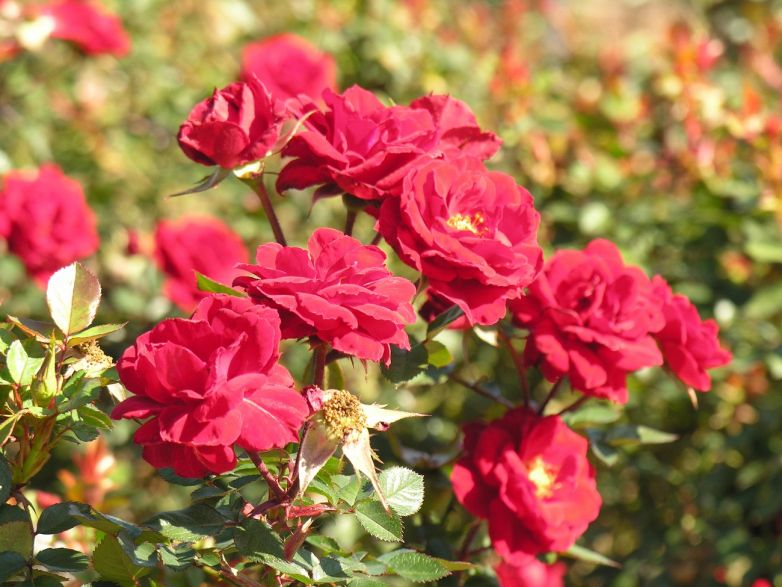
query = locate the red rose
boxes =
[378,157,542,325]
[276,85,439,201]
[177,76,286,169]
[511,240,664,404]
[651,276,732,391]
[111,294,308,478]
[41,0,130,56]
[234,227,416,364]
[240,33,336,104]
[0,164,99,286]
[410,94,501,160]
[154,217,248,312]
[451,409,601,562]
[495,558,567,587]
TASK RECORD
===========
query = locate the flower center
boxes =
[322,390,366,439]
[527,456,557,499]
[446,212,486,235]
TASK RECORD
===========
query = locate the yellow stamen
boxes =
[527,456,557,499]
[446,212,486,235]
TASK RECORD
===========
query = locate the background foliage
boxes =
[1,0,781,585]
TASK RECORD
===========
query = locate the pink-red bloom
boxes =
[511,240,665,403]
[0,164,99,286]
[154,217,248,312]
[651,276,731,391]
[177,76,286,169]
[240,33,336,104]
[41,0,130,56]
[451,408,601,562]
[111,294,308,478]
[410,94,501,160]
[277,85,439,201]
[234,227,415,364]
[495,557,567,587]
[379,157,542,325]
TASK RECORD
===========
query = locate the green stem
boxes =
[245,176,287,246]
[538,378,565,416]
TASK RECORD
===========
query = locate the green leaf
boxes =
[605,425,679,446]
[745,281,782,320]
[587,430,619,467]
[157,467,204,486]
[0,328,16,354]
[333,474,363,507]
[36,503,80,534]
[36,548,89,572]
[426,305,464,340]
[93,535,151,586]
[381,340,428,384]
[382,551,450,583]
[169,167,231,197]
[378,467,424,517]
[0,551,27,581]
[147,504,225,542]
[234,518,284,559]
[0,453,12,503]
[46,262,101,336]
[7,339,45,386]
[424,340,452,368]
[562,403,620,428]
[67,323,127,346]
[354,501,403,542]
[31,337,58,407]
[77,405,113,429]
[305,535,342,554]
[562,543,621,568]
[195,272,244,297]
[6,316,57,342]
[348,579,387,587]
[0,505,33,558]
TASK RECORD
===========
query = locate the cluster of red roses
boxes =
[0,0,129,60]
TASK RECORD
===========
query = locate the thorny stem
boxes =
[450,374,515,409]
[557,395,589,416]
[498,330,529,407]
[246,176,287,246]
[311,344,327,389]
[538,378,565,416]
[248,452,285,498]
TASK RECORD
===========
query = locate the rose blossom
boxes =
[378,157,542,325]
[154,217,248,312]
[495,557,567,587]
[234,227,415,364]
[40,0,130,56]
[240,33,336,104]
[276,85,439,201]
[410,94,501,160]
[451,408,601,562]
[0,164,99,286]
[651,276,732,391]
[511,239,665,404]
[111,294,308,478]
[177,76,286,169]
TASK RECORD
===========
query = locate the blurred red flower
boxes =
[379,157,542,325]
[0,164,99,286]
[495,557,567,587]
[511,240,664,403]
[651,276,732,391]
[451,408,601,562]
[41,0,130,56]
[111,294,308,478]
[154,217,247,312]
[235,227,415,364]
[240,33,336,104]
[178,76,286,169]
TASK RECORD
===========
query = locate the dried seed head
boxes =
[321,389,366,440]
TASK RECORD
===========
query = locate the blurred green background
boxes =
[1,0,782,585]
